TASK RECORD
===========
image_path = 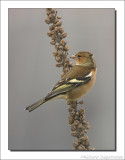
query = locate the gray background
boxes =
[8,8,115,150]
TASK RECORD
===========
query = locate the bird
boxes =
[25,51,96,112]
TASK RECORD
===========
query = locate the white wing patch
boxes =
[68,79,85,83]
[85,71,92,77]
[68,72,92,83]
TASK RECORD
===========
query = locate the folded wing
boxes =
[44,66,92,100]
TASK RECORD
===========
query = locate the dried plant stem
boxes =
[45,8,94,150]
[45,8,73,76]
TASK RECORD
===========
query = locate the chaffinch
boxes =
[25,51,96,112]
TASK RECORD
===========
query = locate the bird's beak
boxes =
[70,55,76,59]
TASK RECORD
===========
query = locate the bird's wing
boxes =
[45,66,92,100]
[52,65,92,90]
[62,65,92,80]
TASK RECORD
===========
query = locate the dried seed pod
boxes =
[55,56,61,62]
[59,28,64,33]
[69,112,74,117]
[51,35,56,40]
[50,30,55,35]
[60,40,66,46]
[45,18,51,24]
[46,12,51,16]
[82,115,86,120]
[77,145,85,150]
[48,14,53,19]
[75,111,79,116]
[85,121,89,125]
[71,131,78,137]
[73,140,79,148]
[83,121,88,126]
[71,101,77,108]
[58,51,63,56]
[49,25,54,31]
[50,40,55,45]
[68,117,73,124]
[58,46,63,49]
[64,46,70,51]
[85,139,90,147]
[78,123,83,129]
[63,68,69,73]
[82,120,87,125]
[47,31,54,37]
[74,120,79,126]
[55,21,62,27]
[74,115,79,120]
[47,32,52,37]
[61,32,67,38]
[83,135,88,141]
[65,57,69,63]
[80,130,85,136]
[68,62,74,67]
[54,27,59,32]
[67,101,72,105]
[55,45,59,50]
[79,136,85,141]
[56,63,62,67]
[64,63,68,67]
[68,107,73,112]
[51,8,55,13]
[52,51,58,56]
[54,18,59,24]
[86,124,91,129]
[57,16,62,19]
[73,146,77,150]
[79,115,83,121]
[46,9,51,15]
[46,8,51,11]
[71,124,76,131]
[79,100,84,105]
[80,108,85,115]
[84,129,87,133]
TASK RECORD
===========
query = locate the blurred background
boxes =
[8,8,115,150]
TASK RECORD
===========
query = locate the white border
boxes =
[1,1,124,159]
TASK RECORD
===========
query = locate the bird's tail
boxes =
[25,90,62,112]
[25,98,46,112]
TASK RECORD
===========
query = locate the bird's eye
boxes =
[89,54,93,57]
[77,55,81,58]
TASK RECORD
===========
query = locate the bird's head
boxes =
[70,51,94,66]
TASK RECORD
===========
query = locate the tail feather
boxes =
[25,98,46,112]
[25,91,64,112]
